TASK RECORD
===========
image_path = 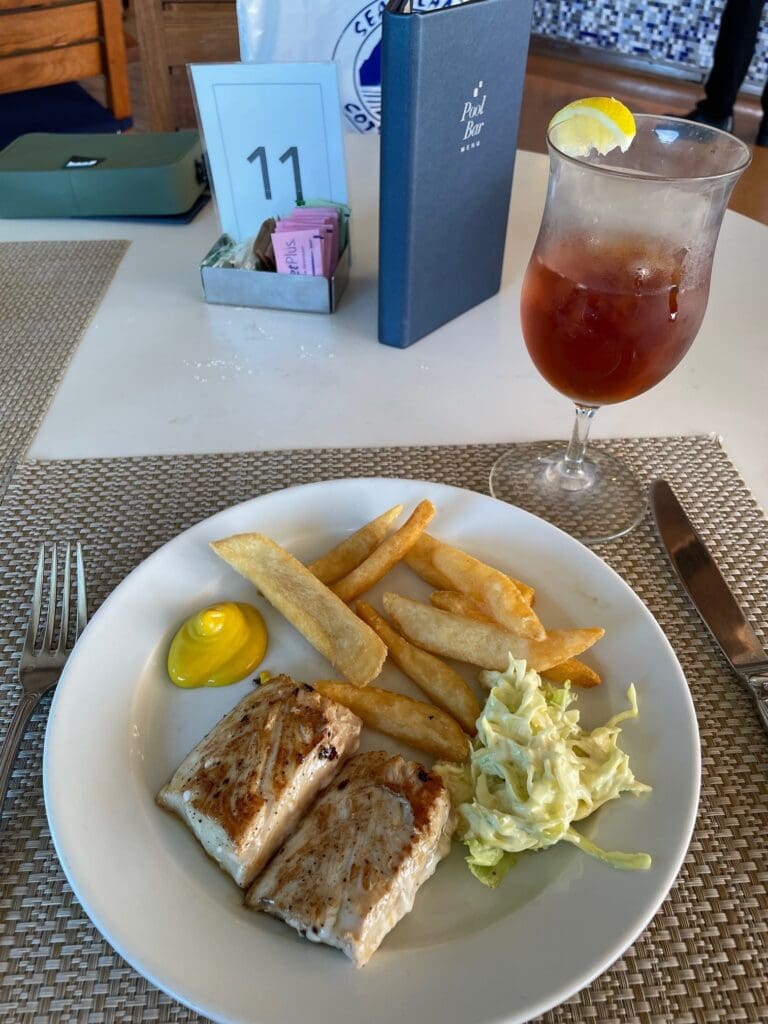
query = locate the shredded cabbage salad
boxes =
[435,656,652,888]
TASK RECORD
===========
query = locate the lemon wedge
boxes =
[548,97,636,157]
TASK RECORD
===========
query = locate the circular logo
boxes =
[333,0,462,133]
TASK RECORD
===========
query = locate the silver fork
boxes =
[0,542,87,821]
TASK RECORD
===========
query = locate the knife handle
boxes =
[747,676,768,734]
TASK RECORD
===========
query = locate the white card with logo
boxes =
[236,0,468,133]
[189,62,348,241]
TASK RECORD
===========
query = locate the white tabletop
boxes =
[5,135,768,511]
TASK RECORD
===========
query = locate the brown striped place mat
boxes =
[0,437,766,1023]
[0,240,129,499]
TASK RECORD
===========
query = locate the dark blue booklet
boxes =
[378,0,533,348]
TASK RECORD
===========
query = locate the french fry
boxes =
[331,499,436,604]
[542,659,601,688]
[430,542,544,639]
[431,592,600,687]
[313,679,469,763]
[406,534,535,606]
[307,504,404,585]
[210,533,386,685]
[383,593,603,673]
[403,536,454,590]
[430,590,492,622]
[510,578,535,606]
[357,601,480,734]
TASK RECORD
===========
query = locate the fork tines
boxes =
[24,542,87,656]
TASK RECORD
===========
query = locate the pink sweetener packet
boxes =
[299,221,336,273]
[288,208,340,260]
[290,206,338,219]
[306,224,332,275]
[273,215,332,231]
[309,233,329,277]
[300,210,340,245]
[289,218,337,234]
[286,219,337,272]
[271,228,325,276]
[273,222,331,276]
[276,217,335,275]
[292,206,339,225]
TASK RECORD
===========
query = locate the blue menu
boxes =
[378,0,534,348]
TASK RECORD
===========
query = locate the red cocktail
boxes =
[489,113,751,544]
[521,235,709,406]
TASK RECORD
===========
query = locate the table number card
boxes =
[189,62,348,241]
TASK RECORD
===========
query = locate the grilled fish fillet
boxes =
[156,675,362,888]
[246,750,454,966]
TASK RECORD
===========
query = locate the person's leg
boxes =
[757,76,768,144]
[698,0,766,120]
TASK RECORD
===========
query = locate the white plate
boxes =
[44,479,699,1024]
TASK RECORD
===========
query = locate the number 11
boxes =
[246,146,304,203]
[279,146,304,203]
[247,146,271,199]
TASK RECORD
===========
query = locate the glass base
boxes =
[489,442,645,545]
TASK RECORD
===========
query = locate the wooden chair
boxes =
[0,0,131,120]
[133,0,239,132]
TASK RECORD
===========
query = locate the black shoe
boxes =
[757,118,768,147]
[677,108,734,133]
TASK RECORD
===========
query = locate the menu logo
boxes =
[460,80,486,153]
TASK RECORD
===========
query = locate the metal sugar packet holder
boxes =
[189,61,351,314]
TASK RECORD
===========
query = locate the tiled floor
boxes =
[83,49,768,225]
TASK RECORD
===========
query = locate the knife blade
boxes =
[650,478,768,733]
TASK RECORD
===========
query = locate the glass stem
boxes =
[562,404,598,479]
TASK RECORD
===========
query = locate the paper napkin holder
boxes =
[200,234,349,314]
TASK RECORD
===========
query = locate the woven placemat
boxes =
[0,437,766,1024]
[0,240,129,497]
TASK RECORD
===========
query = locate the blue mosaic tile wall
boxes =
[533,0,768,92]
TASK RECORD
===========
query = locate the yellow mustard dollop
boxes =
[167,602,267,688]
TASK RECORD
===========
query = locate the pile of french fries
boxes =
[211,499,604,765]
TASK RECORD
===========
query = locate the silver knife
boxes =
[650,478,768,733]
